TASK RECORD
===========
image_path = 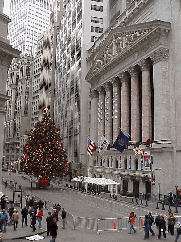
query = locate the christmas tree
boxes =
[22,111,67,180]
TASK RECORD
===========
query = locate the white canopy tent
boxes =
[71,177,120,194]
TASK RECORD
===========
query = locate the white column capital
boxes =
[111,77,120,87]
[97,86,105,94]
[128,66,139,77]
[104,82,112,91]
[119,72,129,83]
[139,59,151,72]
[90,89,98,99]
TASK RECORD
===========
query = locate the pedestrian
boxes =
[37,208,43,229]
[46,211,53,236]
[128,211,136,234]
[167,212,176,235]
[56,203,61,213]
[49,217,58,242]
[21,206,28,227]
[38,200,44,210]
[1,196,6,210]
[175,220,181,242]
[148,212,155,236]
[25,194,31,208]
[155,213,160,232]
[1,209,8,233]
[29,206,35,228]
[52,209,58,223]
[33,200,38,214]
[0,212,3,232]
[61,208,66,229]
[31,211,36,232]
[143,214,150,240]
[7,203,14,225]
[12,209,19,231]
[157,215,166,240]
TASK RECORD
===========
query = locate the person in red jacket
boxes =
[37,208,43,229]
[128,211,136,234]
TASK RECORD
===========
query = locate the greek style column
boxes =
[90,90,99,144]
[104,82,113,143]
[140,59,151,142]
[98,86,105,143]
[129,66,140,142]
[112,77,121,142]
[120,73,129,135]
[150,48,170,141]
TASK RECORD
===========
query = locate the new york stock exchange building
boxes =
[85,0,181,199]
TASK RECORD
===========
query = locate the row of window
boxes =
[91,16,103,24]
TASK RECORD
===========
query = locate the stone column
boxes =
[112,77,121,142]
[104,82,113,143]
[150,48,170,141]
[140,59,151,142]
[121,73,129,135]
[90,90,99,144]
[129,67,140,142]
[98,86,105,143]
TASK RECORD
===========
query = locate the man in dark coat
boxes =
[157,215,166,239]
[38,200,44,210]
[61,208,66,229]
[50,217,58,241]
[148,212,155,236]
[21,206,28,227]
[31,211,36,232]
[46,211,53,236]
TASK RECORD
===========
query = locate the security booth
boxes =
[13,189,22,208]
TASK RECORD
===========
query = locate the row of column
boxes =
[90,49,170,145]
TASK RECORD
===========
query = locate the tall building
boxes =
[8,0,54,56]
[54,0,109,166]
[4,55,33,169]
[0,0,20,187]
[85,0,181,197]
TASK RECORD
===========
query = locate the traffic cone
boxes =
[141,218,143,228]
[114,220,116,229]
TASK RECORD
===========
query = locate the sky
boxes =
[4,0,10,17]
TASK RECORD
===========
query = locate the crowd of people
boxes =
[0,193,66,242]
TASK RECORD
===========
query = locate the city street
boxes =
[1,171,181,241]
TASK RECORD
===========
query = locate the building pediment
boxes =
[86,20,171,83]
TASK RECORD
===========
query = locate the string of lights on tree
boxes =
[22,110,68,180]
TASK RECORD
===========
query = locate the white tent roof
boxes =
[72,177,119,185]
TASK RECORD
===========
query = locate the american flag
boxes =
[87,138,96,157]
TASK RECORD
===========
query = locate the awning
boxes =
[72,177,119,186]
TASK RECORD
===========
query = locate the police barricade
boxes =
[97,218,121,233]
[66,211,75,229]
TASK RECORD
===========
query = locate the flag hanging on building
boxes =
[113,130,129,153]
[87,138,96,157]
[98,136,110,156]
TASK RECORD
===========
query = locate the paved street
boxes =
[1,171,181,241]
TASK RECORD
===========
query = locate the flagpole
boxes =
[119,127,131,138]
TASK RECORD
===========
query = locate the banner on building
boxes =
[99,136,110,156]
[144,153,151,170]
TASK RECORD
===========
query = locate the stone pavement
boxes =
[0,185,179,242]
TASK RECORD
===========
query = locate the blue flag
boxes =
[113,130,129,153]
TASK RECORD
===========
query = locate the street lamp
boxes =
[14,181,17,191]
[158,183,161,200]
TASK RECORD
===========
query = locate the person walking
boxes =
[1,196,6,210]
[167,212,176,235]
[12,209,19,231]
[148,212,155,236]
[50,217,58,242]
[128,211,136,234]
[157,215,166,240]
[21,206,28,227]
[29,206,35,228]
[31,211,36,232]
[25,194,31,208]
[37,208,43,229]
[0,210,8,233]
[175,220,181,242]
[61,208,66,229]
[155,213,160,232]
[52,209,58,223]
[46,211,53,236]
[143,214,150,240]
[38,200,44,210]
[7,203,14,225]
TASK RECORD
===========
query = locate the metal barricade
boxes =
[97,218,121,233]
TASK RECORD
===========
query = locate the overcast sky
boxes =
[4,0,10,16]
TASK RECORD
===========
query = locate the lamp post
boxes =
[14,181,17,191]
[30,177,32,193]
[158,183,161,200]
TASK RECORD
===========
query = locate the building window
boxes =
[91,16,103,24]
[91,35,97,42]
[91,5,103,12]
[91,26,103,33]
[91,0,103,2]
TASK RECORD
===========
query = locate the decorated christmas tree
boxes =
[22,111,67,180]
